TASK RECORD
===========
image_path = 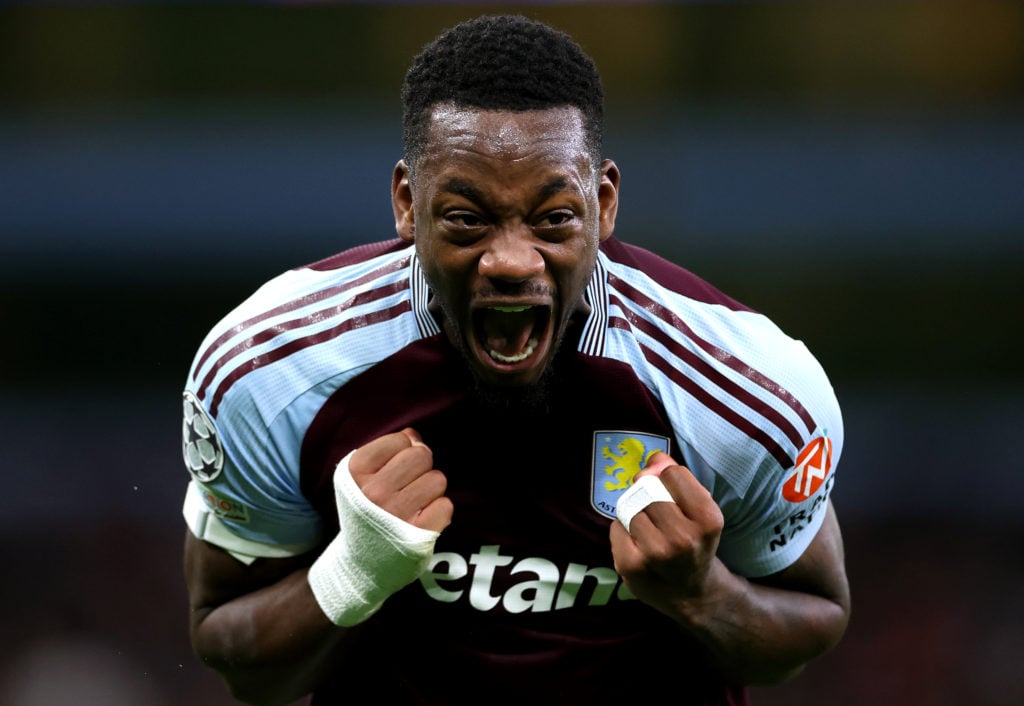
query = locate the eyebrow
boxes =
[540,176,570,199]
[441,176,571,203]
[442,178,482,202]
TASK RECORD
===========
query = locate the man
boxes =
[180,14,849,706]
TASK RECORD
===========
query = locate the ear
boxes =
[391,160,415,242]
[597,159,620,242]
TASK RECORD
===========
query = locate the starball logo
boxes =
[182,391,225,483]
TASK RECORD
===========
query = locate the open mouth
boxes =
[475,304,550,366]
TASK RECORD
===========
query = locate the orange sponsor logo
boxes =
[782,435,832,503]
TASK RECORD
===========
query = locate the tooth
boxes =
[488,337,538,363]
[491,305,531,313]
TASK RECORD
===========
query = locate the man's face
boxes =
[393,106,619,390]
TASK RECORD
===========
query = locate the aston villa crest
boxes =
[590,431,670,520]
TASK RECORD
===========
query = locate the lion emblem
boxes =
[602,436,658,491]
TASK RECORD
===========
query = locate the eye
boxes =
[444,210,487,229]
[535,210,578,228]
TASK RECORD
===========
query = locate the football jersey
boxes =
[181,236,842,704]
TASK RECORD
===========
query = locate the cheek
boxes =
[556,244,599,288]
[419,250,470,309]
[421,246,466,284]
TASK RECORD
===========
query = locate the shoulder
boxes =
[596,238,842,493]
[184,238,420,422]
[598,237,752,312]
[597,241,843,576]
[180,239,438,554]
[303,238,413,273]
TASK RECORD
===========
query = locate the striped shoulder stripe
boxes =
[195,255,414,417]
[208,298,412,417]
[192,255,409,379]
[608,273,816,469]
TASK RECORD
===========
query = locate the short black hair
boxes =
[400,14,605,174]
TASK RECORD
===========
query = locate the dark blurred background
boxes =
[1,2,1021,705]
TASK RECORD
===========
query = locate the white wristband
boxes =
[308,450,440,626]
[615,475,675,533]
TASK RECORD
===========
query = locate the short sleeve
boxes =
[180,388,324,557]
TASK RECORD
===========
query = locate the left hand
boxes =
[609,451,725,619]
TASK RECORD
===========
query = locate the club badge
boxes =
[590,430,670,520]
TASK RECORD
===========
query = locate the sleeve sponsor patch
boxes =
[194,482,251,524]
[781,433,833,503]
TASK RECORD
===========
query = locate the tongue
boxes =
[482,308,535,357]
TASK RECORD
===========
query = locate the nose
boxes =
[478,231,545,282]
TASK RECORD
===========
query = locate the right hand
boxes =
[609,451,725,621]
[348,428,453,533]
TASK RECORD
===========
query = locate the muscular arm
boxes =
[183,428,451,706]
[681,501,848,685]
[184,533,355,706]
[611,457,850,686]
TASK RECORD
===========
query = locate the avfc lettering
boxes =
[420,545,635,612]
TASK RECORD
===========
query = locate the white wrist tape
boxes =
[616,475,675,533]
[308,450,440,626]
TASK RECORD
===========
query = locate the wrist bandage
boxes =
[616,475,675,533]
[308,450,440,626]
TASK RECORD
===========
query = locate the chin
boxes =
[473,365,542,392]
[469,356,558,414]
[472,376,554,415]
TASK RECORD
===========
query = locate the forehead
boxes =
[418,105,592,182]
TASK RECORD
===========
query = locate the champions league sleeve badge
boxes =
[590,431,670,520]
[182,390,225,483]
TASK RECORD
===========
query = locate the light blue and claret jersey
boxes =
[180,236,842,703]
